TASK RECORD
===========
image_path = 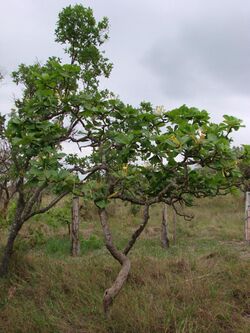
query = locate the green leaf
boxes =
[114,133,134,145]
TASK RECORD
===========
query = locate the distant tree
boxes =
[233,146,250,192]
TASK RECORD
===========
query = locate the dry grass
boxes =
[0,194,249,333]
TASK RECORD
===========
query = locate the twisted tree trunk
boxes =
[0,193,25,277]
[0,217,23,277]
[98,207,131,313]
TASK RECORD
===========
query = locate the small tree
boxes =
[68,98,247,311]
[0,4,112,276]
[1,4,249,314]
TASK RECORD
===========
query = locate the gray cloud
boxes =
[143,1,250,99]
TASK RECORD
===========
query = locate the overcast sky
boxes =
[1,0,250,146]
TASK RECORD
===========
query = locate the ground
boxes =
[0,194,249,333]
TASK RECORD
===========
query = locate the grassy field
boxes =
[0,194,249,333]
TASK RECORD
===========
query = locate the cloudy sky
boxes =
[1,0,250,146]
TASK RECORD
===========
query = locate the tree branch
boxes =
[123,204,150,255]
[24,190,69,221]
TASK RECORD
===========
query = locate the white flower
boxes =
[154,105,165,116]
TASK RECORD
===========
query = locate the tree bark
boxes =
[0,192,25,277]
[98,207,131,313]
[0,217,23,277]
[123,204,149,255]
[161,203,169,249]
[71,196,80,256]
[0,185,10,220]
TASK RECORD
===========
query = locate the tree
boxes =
[1,4,249,314]
[68,99,248,312]
[0,4,111,276]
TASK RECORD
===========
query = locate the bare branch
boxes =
[123,204,149,255]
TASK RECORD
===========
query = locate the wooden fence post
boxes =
[173,209,177,245]
[245,192,250,243]
[161,203,170,248]
[71,196,80,256]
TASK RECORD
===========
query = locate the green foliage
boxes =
[4,3,247,219]
[233,145,250,191]
[0,4,114,233]
[55,4,112,89]
[43,204,71,229]
[1,3,250,289]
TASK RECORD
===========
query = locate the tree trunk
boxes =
[0,218,23,277]
[0,193,25,277]
[0,186,9,220]
[161,203,169,249]
[98,207,131,314]
[123,204,149,255]
[245,191,250,242]
[71,196,80,256]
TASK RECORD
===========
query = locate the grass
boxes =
[0,194,249,332]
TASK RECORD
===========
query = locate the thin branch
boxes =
[24,190,69,221]
[123,204,150,255]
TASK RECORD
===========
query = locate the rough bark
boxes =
[98,207,131,313]
[161,203,170,249]
[71,196,80,256]
[0,218,23,277]
[123,204,150,255]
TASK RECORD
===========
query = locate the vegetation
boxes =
[0,3,250,331]
[0,195,249,333]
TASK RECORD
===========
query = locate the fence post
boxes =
[71,196,80,256]
[245,192,250,243]
[161,203,169,248]
[173,209,177,245]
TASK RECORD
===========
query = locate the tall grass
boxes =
[0,194,249,333]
